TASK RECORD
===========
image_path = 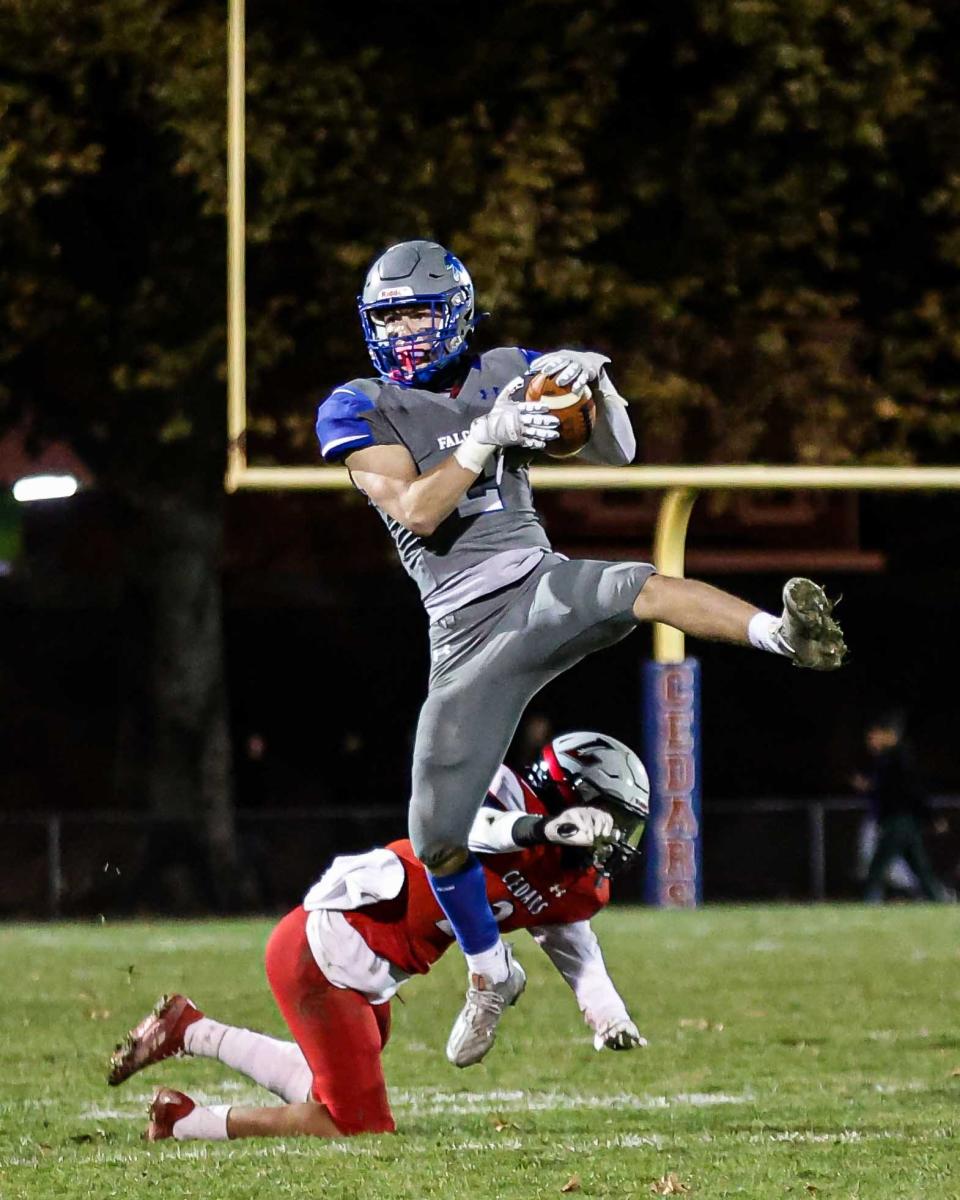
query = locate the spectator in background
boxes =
[855,814,921,897]
[852,709,951,903]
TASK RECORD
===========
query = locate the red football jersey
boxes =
[343,779,610,976]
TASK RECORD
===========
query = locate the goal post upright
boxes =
[226,0,247,494]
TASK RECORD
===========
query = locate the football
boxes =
[524,372,596,459]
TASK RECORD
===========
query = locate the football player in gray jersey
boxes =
[315,239,847,1068]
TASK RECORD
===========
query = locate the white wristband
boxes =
[454,434,496,476]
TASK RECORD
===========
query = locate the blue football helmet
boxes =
[358,239,477,385]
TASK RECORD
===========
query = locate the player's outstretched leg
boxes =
[445,941,526,1068]
[632,574,847,670]
[109,994,313,1102]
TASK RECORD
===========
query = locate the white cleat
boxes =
[774,577,848,671]
[445,945,526,1068]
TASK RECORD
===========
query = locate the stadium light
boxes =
[12,474,79,502]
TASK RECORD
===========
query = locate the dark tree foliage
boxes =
[237,0,960,467]
[0,2,237,883]
[1,0,958,845]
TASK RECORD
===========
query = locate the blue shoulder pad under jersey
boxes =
[518,348,542,367]
[315,386,376,462]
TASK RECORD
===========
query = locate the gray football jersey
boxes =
[315,348,553,618]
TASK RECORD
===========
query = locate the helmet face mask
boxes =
[358,241,477,384]
[524,731,651,879]
[588,799,647,879]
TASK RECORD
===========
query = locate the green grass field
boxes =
[0,906,957,1199]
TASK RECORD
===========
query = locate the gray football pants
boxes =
[408,554,656,868]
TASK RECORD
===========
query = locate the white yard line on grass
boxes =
[389,1088,754,1116]
[694,1129,907,1147]
[78,1087,752,1125]
[0,1099,56,1112]
[11,1132,670,1168]
[762,1130,875,1145]
[79,1085,266,1121]
[447,1132,667,1152]
[78,1107,138,1120]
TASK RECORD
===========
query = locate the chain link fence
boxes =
[1,799,957,917]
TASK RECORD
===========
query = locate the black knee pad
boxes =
[416,843,467,874]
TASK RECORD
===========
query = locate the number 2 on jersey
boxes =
[457,450,505,518]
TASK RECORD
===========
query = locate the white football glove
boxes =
[592,1016,647,1053]
[543,806,615,849]
[469,375,560,451]
[530,350,611,393]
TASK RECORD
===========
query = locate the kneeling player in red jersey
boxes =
[107,731,649,1141]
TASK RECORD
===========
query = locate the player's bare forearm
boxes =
[391,455,479,535]
[347,444,478,536]
[633,575,760,644]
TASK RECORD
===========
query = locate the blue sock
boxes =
[428,854,500,955]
